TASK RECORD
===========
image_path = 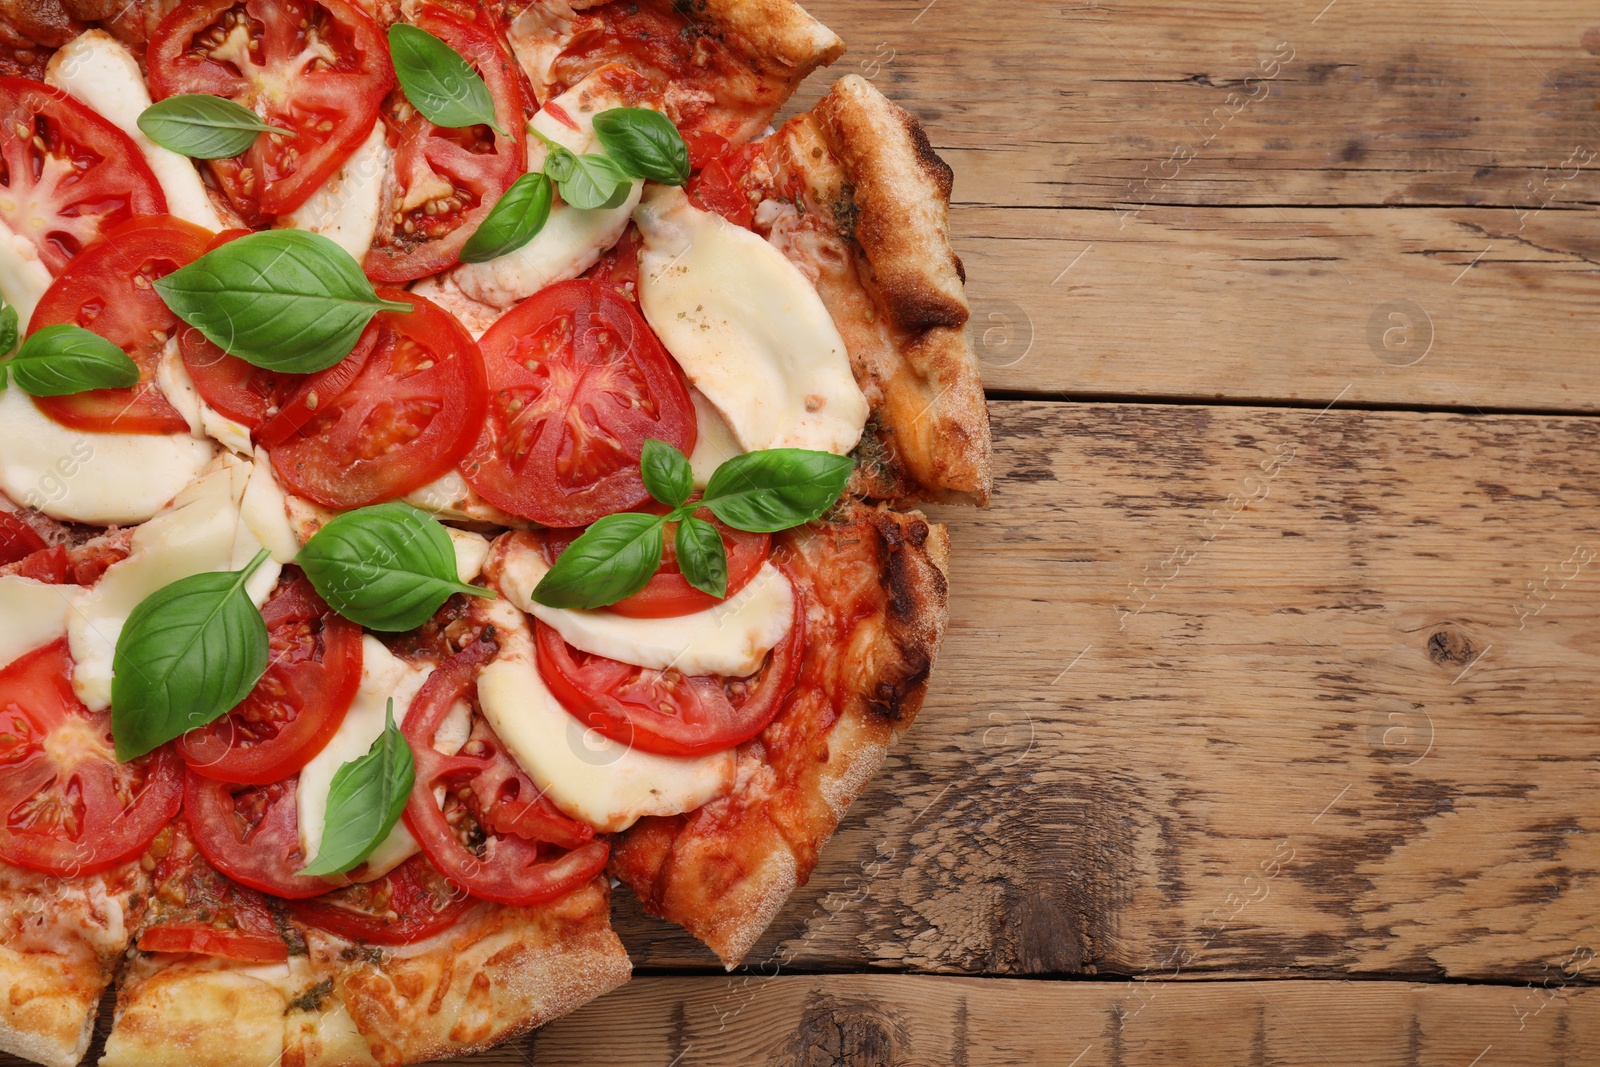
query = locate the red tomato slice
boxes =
[535,592,804,758]
[0,513,46,566]
[543,511,769,618]
[460,279,697,526]
[581,222,643,293]
[252,322,378,448]
[286,854,475,945]
[0,76,165,275]
[4,545,68,583]
[401,638,608,907]
[146,0,393,220]
[139,824,288,962]
[0,640,183,876]
[28,215,210,435]
[183,770,336,899]
[686,146,759,229]
[178,573,362,785]
[364,4,524,283]
[269,289,487,508]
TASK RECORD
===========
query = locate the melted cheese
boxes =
[493,536,795,678]
[46,30,225,231]
[474,598,734,832]
[0,576,80,670]
[0,384,216,525]
[689,388,742,488]
[156,338,255,455]
[0,215,52,329]
[296,638,429,882]
[67,456,281,710]
[402,469,523,526]
[446,528,490,584]
[634,185,868,455]
[282,121,391,260]
[240,451,300,564]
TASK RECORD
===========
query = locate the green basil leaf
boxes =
[701,449,856,533]
[675,515,727,599]
[388,23,506,135]
[460,171,552,263]
[111,549,272,762]
[297,700,415,877]
[533,512,665,610]
[0,299,17,359]
[7,324,139,396]
[559,153,633,210]
[540,140,578,183]
[640,438,692,508]
[154,230,411,374]
[299,503,493,631]
[137,94,289,159]
[592,107,689,185]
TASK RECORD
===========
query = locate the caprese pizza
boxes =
[0,1,989,1065]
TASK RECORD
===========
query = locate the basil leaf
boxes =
[640,438,692,508]
[388,24,506,135]
[701,449,855,533]
[675,515,727,599]
[0,299,17,359]
[541,140,578,183]
[299,503,493,632]
[138,94,288,159]
[154,230,410,374]
[533,512,665,610]
[559,153,633,210]
[592,107,689,185]
[111,549,271,762]
[297,700,415,877]
[460,171,552,263]
[7,324,138,396]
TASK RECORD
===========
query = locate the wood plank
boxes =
[788,0,1600,211]
[956,204,1600,408]
[612,400,1600,983]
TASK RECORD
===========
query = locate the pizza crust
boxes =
[610,503,951,965]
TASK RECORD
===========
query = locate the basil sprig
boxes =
[0,295,17,360]
[533,442,854,610]
[388,24,506,135]
[299,503,494,632]
[111,549,272,762]
[298,700,415,877]
[138,94,290,159]
[154,230,410,374]
[593,107,690,186]
[461,172,551,263]
[1,325,138,396]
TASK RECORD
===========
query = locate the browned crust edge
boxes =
[685,0,846,77]
[0,954,97,1067]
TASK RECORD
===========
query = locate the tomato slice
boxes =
[179,573,362,785]
[0,513,46,566]
[28,215,210,435]
[139,824,289,962]
[0,640,183,876]
[4,545,68,583]
[146,0,393,221]
[183,770,336,899]
[686,145,760,229]
[401,638,609,907]
[460,279,697,526]
[0,76,165,275]
[269,288,487,508]
[286,854,475,945]
[543,511,769,618]
[364,4,525,283]
[581,222,643,293]
[535,592,803,758]
[253,322,378,448]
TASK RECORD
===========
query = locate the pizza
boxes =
[0,1,990,1064]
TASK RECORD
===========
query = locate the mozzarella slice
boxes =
[240,451,300,564]
[281,121,391,261]
[634,186,869,456]
[156,339,255,455]
[296,638,430,882]
[46,30,225,232]
[492,537,795,678]
[67,456,280,710]
[446,529,490,584]
[402,469,523,527]
[0,215,53,329]
[0,385,216,525]
[0,576,80,670]
[689,388,742,488]
[475,598,734,832]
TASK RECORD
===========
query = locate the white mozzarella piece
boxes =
[282,121,391,260]
[0,215,52,329]
[407,274,500,339]
[0,576,80,670]
[493,537,795,678]
[475,599,734,832]
[634,186,869,456]
[446,529,490,584]
[402,469,523,526]
[0,385,216,525]
[688,388,742,488]
[45,30,225,232]
[297,638,431,882]
[155,339,255,455]
[240,451,301,564]
[67,457,280,710]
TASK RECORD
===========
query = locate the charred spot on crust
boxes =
[862,513,942,726]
